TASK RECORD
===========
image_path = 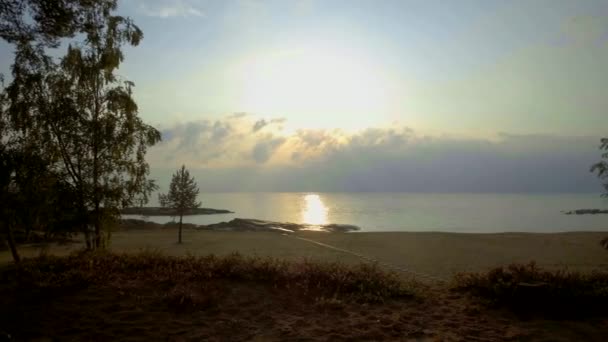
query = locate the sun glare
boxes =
[234,46,389,120]
[302,194,329,226]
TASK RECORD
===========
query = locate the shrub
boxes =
[1,251,414,303]
[452,262,608,316]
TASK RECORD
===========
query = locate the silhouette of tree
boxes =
[0,147,21,263]
[159,166,201,244]
[1,1,161,250]
[591,138,608,196]
[0,0,103,46]
[591,138,608,250]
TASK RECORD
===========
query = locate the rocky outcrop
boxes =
[118,218,359,233]
[563,209,608,215]
[120,207,233,216]
[200,218,360,233]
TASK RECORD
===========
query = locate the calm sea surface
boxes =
[123,193,608,233]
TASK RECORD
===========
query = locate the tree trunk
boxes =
[84,223,92,250]
[178,214,183,244]
[5,224,20,263]
[94,204,101,249]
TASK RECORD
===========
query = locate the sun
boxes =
[233,45,389,121]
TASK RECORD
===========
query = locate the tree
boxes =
[591,138,608,196]
[159,166,201,244]
[591,138,608,250]
[2,0,161,249]
[0,147,21,263]
[1,0,99,46]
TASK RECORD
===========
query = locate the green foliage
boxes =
[1,1,160,250]
[159,165,200,243]
[159,165,201,215]
[591,138,608,196]
[0,0,120,47]
[2,251,413,303]
[452,262,608,316]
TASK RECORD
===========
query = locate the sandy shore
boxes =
[3,229,608,280]
[3,229,608,341]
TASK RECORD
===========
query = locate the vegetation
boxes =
[159,165,201,243]
[1,251,412,303]
[0,0,160,256]
[591,138,608,196]
[590,138,608,249]
[452,262,608,317]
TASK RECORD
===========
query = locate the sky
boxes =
[1,0,608,192]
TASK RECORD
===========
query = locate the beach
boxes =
[4,228,608,280]
[3,227,608,341]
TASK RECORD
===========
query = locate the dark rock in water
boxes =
[120,207,233,216]
[118,219,162,230]
[601,237,608,250]
[563,209,608,215]
[322,224,361,233]
[118,219,197,230]
[117,217,359,233]
[201,218,359,233]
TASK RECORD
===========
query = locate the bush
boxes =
[1,251,413,303]
[452,262,608,316]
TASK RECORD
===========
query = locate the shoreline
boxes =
[120,217,608,234]
[119,207,233,216]
[120,217,361,233]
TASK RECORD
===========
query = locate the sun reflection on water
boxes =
[302,194,328,226]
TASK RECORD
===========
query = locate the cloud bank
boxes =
[148,114,604,193]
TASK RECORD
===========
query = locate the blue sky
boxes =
[1,0,607,192]
[106,0,608,136]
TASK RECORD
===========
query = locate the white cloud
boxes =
[139,0,205,18]
[148,115,605,192]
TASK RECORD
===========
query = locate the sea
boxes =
[122,192,608,233]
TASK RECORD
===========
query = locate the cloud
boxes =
[252,136,286,163]
[148,115,605,193]
[252,119,267,132]
[139,0,205,18]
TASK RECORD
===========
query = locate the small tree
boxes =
[159,165,200,244]
[591,138,608,250]
[591,138,608,196]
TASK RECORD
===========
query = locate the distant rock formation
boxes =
[118,218,359,233]
[120,207,233,216]
[563,209,608,215]
[201,218,360,233]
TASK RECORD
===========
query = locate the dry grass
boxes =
[2,250,413,303]
[452,262,608,317]
[2,253,608,341]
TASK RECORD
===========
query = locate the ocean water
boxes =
[123,193,608,233]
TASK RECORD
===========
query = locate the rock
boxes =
[201,218,360,233]
[117,217,360,233]
[120,207,233,216]
[563,209,608,215]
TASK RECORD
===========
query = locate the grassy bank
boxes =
[1,251,413,303]
[1,252,608,341]
[452,262,608,317]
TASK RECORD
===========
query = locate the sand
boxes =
[3,229,608,281]
[2,229,608,341]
